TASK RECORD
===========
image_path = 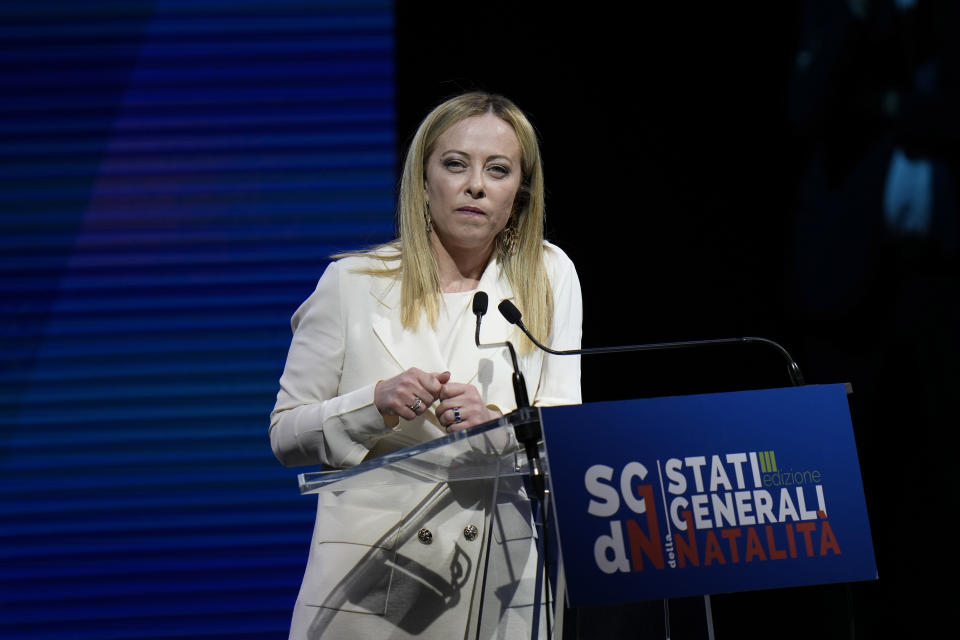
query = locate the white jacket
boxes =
[270,242,582,639]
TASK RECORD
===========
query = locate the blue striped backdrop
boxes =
[1,1,395,637]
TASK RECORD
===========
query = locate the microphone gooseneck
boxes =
[497,299,806,386]
[472,292,529,408]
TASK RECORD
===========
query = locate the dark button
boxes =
[417,528,433,545]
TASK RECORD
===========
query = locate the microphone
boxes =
[497,299,806,386]
[473,293,542,502]
[472,292,530,408]
[472,291,488,346]
[497,299,522,325]
[473,290,488,315]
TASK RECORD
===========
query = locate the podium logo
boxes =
[585,462,667,574]
[584,451,841,575]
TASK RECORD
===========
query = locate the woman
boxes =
[270,92,582,639]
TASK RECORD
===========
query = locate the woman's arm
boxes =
[269,261,386,468]
[269,261,453,467]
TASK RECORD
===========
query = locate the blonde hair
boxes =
[346,92,552,352]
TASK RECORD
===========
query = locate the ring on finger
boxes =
[452,407,462,424]
[409,397,423,412]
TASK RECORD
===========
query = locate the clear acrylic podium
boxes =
[298,407,555,640]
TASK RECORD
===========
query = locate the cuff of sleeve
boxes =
[324,401,390,467]
[292,384,391,468]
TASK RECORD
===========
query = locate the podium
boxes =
[297,385,876,639]
[300,407,551,639]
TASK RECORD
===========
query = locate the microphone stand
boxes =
[472,293,546,497]
[471,292,551,640]
[497,300,806,386]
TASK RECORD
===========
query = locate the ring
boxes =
[409,397,423,412]
[453,407,462,423]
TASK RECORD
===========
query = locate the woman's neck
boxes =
[431,235,494,293]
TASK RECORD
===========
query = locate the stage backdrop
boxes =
[1,2,395,638]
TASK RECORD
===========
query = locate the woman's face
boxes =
[424,113,522,258]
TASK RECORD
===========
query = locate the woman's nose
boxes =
[465,169,485,198]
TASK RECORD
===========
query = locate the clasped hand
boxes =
[374,367,501,432]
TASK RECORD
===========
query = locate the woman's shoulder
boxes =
[296,245,399,321]
[541,240,577,274]
[327,242,402,277]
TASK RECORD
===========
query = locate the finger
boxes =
[438,383,481,411]
[446,412,470,432]
[427,375,450,402]
[416,373,445,402]
[438,382,468,402]
[404,367,437,399]
[441,405,467,429]
[397,375,433,408]
[406,393,429,415]
[395,391,422,418]
[435,398,463,417]
[389,383,422,416]
[377,370,442,420]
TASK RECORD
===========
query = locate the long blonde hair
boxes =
[348,92,552,352]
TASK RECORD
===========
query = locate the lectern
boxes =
[299,408,551,639]
[297,385,876,639]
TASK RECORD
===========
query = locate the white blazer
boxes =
[270,242,582,639]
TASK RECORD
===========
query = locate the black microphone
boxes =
[497,299,806,386]
[472,291,488,346]
[473,293,542,504]
[472,290,488,315]
[472,292,530,408]
[497,299,522,325]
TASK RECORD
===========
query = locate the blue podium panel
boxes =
[542,385,877,607]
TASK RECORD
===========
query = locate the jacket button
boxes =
[463,524,479,541]
[417,528,433,545]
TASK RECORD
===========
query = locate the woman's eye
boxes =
[443,159,466,170]
[488,165,510,177]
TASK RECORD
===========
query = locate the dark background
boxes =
[397,1,957,638]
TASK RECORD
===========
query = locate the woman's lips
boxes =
[457,206,485,215]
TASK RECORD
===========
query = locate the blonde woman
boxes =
[271,92,581,639]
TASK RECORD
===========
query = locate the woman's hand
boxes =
[375,368,451,420]
[435,382,502,432]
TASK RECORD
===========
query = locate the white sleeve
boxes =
[533,246,583,407]
[269,261,387,468]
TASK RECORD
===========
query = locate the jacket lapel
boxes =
[369,258,518,387]
[370,275,448,375]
